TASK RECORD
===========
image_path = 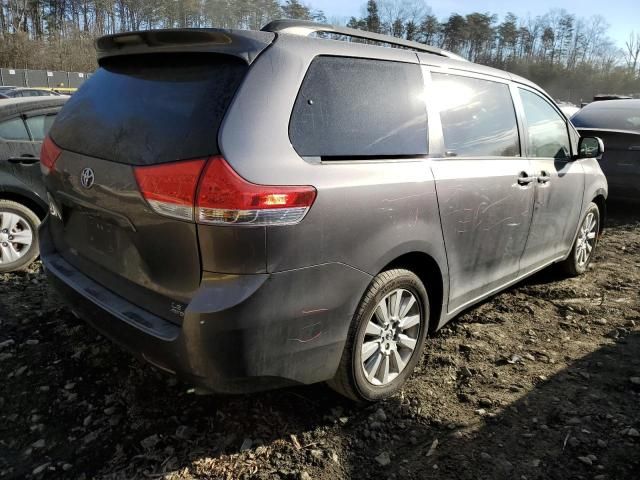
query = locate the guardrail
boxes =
[0,68,91,88]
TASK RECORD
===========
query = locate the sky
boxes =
[310,0,640,48]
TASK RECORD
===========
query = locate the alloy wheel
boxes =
[360,288,421,386]
[575,211,598,267]
[0,211,34,265]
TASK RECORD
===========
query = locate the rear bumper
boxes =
[40,223,372,394]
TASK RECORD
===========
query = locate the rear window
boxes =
[50,53,248,165]
[572,106,640,132]
[290,56,427,158]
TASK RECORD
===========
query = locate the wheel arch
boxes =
[592,194,606,233]
[0,191,47,220]
[379,251,445,333]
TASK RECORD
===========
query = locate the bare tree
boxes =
[624,31,640,75]
[0,1,638,102]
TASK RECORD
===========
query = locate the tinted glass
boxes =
[572,104,640,132]
[25,114,57,141]
[432,73,519,157]
[0,118,30,140]
[519,89,570,159]
[50,53,248,165]
[290,56,427,157]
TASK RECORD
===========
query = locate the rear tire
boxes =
[328,269,429,402]
[0,200,41,273]
[559,202,600,276]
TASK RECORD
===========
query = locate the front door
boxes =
[0,114,43,193]
[516,88,585,274]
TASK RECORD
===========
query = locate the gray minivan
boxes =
[40,20,607,401]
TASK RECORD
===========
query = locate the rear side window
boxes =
[0,118,30,140]
[290,56,427,158]
[26,114,57,141]
[519,89,570,159]
[432,73,520,157]
[50,53,248,165]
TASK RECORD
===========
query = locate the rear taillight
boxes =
[40,136,62,175]
[134,159,206,221]
[134,156,317,226]
[196,156,316,226]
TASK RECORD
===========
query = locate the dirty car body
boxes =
[0,97,66,272]
[0,98,66,209]
[40,23,608,397]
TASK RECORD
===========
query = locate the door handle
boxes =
[537,171,551,184]
[517,171,535,186]
[7,156,38,165]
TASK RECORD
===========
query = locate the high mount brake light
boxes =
[40,136,62,174]
[134,156,317,226]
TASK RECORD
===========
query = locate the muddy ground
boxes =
[1,204,639,480]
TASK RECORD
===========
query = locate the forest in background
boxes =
[1,0,639,103]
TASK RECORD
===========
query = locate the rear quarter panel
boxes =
[219,35,450,323]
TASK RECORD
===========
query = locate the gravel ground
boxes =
[1,204,639,480]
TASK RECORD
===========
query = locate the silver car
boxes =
[40,20,607,401]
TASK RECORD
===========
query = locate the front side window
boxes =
[0,118,30,140]
[432,73,520,157]
[519,88,570,159]
[290,56,427,158]
[25,114,57,141]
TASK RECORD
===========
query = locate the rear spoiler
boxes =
[95,29,275,65]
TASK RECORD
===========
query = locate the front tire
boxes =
[328,269,429,402]
[0,200,41,273]
[560,202,600,276]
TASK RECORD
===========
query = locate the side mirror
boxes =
[576,136,604,160]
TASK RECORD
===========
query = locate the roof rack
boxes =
[261,19,467,61]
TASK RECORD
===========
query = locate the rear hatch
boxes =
[44,39,267,324]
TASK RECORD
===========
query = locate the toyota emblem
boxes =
[80,167,95,189]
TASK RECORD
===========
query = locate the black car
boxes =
[572,99,640,201]
[0,97,67,272]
